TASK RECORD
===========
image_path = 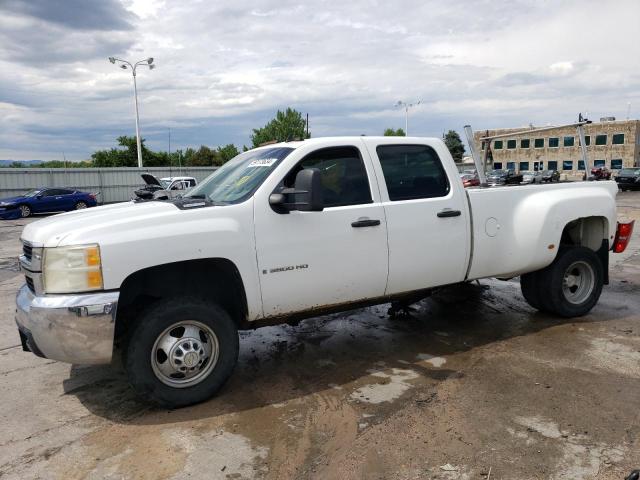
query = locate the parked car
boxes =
[0,188,97,219]
[16,136,632,408]
[486,169,523,185]
[615,168,640,191]
[520,171,543,184]
[589,167,612,181]
[134,174,197,200]
[541,169,561,182]
[460,173,480,188]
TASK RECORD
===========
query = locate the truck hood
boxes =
[141,173,162,186]
[20,201,178,247]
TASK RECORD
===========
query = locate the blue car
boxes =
[0,188,98,220]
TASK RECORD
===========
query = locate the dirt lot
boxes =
[1,193,639,480]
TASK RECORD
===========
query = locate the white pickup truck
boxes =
[16,136,634,407]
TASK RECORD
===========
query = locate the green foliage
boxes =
[90,136,240,167]
[384,128,406,136]
[251,108,309,147]
[443,130,466,162]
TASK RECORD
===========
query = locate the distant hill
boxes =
[0,160,44,166]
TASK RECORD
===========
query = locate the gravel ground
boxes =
[1,192,639,480]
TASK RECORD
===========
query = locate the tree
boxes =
[216,144,239,164]
[443,130,466,162]
[384,128,406,136]
[251,108,309,147]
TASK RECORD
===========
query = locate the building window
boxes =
[494,140,503,150]
[534,138,544,148]
[520,139,530,148]
[594,159,606,167]
[582,135,591,146]
[548,161,558,170]
[519,162,529,171]
[612,133,625,145]
[578,160,585,170]
[562,160,573,170]
[506,162,516,170]
[595,134,607,145]
[611,159,623,170]
[564,136,575,147]
[493,162,503,169]
[507,139,516,149]
[549,137,559,148]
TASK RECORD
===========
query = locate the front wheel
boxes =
[19,204,31,218]
[124,297,239,408]
[536,247,604,318]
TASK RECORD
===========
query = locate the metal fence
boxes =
[0,167,218,204]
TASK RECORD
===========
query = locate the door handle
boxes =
[437,209,461,218]
[351,219,381,228]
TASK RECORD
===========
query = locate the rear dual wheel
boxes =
[520,246,604,318]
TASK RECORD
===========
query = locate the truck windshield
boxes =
[185,147,294,204]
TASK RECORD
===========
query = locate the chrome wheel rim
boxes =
[20,205,30,217]
[151,320,219,388]
[76,202,87,209]
[562,261,595,304]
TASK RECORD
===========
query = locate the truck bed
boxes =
[465,180,618,280]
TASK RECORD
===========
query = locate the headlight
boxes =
[43,244,103,293]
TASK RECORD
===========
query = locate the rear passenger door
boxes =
[363,140,470,295]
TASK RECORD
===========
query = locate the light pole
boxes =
[395,100,421,136]
[109,56,155,168]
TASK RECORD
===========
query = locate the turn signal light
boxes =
[613,220,635,253]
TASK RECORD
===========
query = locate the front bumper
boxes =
[15,284,119,364]
[0,207,21,220]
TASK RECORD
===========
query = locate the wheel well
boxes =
[115,258,248,343]
[560,216,609,284]
[560,216,608,251]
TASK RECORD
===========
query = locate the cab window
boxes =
[376,144,450,200]
[282,146,372,207]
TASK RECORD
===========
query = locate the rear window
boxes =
[376,145,450,201]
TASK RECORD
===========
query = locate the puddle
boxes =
[350,368,419,404]
[416,353,447,367]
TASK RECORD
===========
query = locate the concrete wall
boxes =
[0,167,217,203]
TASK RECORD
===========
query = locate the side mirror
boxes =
[292,168,323,211]
[270,168,324,213]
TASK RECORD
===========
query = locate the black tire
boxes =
[75,201,88,210]
[520,271,544,310]
[536,247,604,318]
[19,204,31,218]
[124,297,239,408]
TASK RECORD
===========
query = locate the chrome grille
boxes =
[22,243,33,262]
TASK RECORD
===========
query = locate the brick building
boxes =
[473,119,640,173]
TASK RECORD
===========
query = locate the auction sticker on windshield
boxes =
[248,158,278,167]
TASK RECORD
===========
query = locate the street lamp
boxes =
[108,56,155,168]
[395,100,421,136]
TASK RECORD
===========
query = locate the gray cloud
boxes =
[0,0,134,30]
[0,0,639,161]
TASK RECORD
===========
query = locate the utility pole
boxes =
[109,56,155,168]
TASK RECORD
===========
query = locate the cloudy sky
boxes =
[1,0,639,161]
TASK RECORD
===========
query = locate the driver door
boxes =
[253,143,389,317]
